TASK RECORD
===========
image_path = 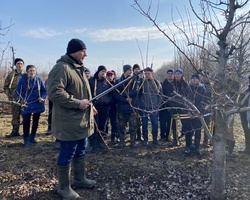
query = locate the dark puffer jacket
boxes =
[114,74,137,113]
[88,73,112,108]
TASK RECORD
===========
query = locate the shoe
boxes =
[97,142,106,149]
[184,147,191,154]
[86,146,97,153]
[30,134,37,144]
[45,129,52,135]
[143,140,149,146]
[5,132,20,138]
[55,141,61,149]
[178,133,185,139]
[23,137,30,148]
[168,140,179,147]
[195,149,202,156]
[238,149,250,155]
[202,142,209,148]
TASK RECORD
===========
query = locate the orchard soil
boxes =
[0,100,250,200]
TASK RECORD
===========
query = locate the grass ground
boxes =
[0,101,250,200]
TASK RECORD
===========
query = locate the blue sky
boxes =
[1,0,196,75]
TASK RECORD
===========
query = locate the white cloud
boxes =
[88,26,166,42]
[24,28,63,38]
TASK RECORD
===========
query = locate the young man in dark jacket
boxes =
[114,64,138,148]
[88,65,112,152]
[182,74,205,155]
[139,67,162,146]
[160,69,178,145]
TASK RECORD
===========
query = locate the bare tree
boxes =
[0,19,14,91]
[132,0,250,199]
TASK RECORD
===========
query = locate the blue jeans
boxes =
[57,138,88,166]
[141,111,159,135]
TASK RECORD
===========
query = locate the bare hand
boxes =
[126,97,132,103]
[93,106,98,115]
[38,97,45,103]
[79,99,90,110]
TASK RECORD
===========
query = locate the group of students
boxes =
[81,62,215,156]
[3,56,241,158]
[3,38,250,199]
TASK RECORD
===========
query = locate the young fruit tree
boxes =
[132,0,250,199]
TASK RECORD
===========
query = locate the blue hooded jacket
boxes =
[16,74,46,115]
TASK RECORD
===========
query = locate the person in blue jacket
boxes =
[16,65,46,148]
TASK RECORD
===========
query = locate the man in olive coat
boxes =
[47,38,96,199]
[4,58,25,138]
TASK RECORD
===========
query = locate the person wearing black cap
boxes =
[239,76,250,155]
[172,68,188,139]
[160,68,179,146]
[132,64,143,142]
[139,67,162,146]
[114,64,138,148]
[105,70,118,143]
[47,38,96,199]
[182,74,205,155]
[4,58,25,138]
[201,70,213,147]
[87,65,112,152]
[84,68,91,79]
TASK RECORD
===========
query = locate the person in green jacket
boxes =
[47,38,96,200]
[4,58,25,138]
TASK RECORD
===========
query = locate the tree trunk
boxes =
[210,110,227,200]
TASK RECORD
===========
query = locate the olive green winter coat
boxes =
[47,55,94,141]
[4,69,24,100]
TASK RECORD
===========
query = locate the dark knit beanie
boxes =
[97,65,107,73]
[85,68,90,73]
[144,67,153,72]
[167,69,174,74]
[191,74,200,80]
[66,38,86,54]
[123,64,132,73]
[133,64,140,71]
[26,65,36,72]
[14,58,24,65]
[174,68,183,74]
[107,70,114,76]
